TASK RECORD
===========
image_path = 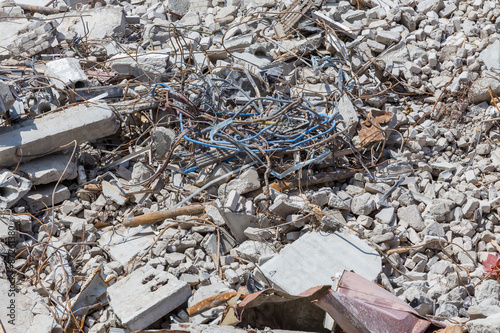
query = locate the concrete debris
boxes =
[0,170,31,208]
[260,231,381,295]
[107,266,191,331]
[0,103,119,167]
[0,0,499,331]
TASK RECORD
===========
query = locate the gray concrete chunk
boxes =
[0,170,31,209]
[0,80,14,113]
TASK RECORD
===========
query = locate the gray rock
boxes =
[478,40,500,71]
[427,199,456,222]
[375,207,395,224]
[435,303,459,318]
[471,74,500,103]
[475,280,500,303]
[477,298,500,317]
[219,167,260,196]
[467,312,500,333]
[351,193,376,215]
[430,260,454,275]
[397,205,425,231]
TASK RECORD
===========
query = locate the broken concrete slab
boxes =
[102,180,127,206]
[477,40,500,71]
[260,232,381,295]
[17,153,77,186]
[54,7,126,40]
[22,184,70,211]
[471,74,500,103]
[107,266,191,331]
[99,226,156,267]
[0,103,119,167]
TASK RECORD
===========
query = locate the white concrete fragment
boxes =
[224,190,240,211]
[107,266,191,331]
[477,40,500,71]
[219,167,260,196]
[222,210,259,242]
[260,232,381,295]
[109,52,171,81]
[56,7,126,40]
[102,180,127,206]
[99,226,156,266]
[397,205,426,232]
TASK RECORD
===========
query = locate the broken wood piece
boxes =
[123,203,211,227]
[17,3,63,15]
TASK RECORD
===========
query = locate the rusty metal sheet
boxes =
[229,285,331,332]
[313,271,446,333]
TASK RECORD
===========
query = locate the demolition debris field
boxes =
[1,0,500,332]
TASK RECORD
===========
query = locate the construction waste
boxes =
[0,0,500,332]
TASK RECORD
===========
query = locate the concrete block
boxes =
[231,52,272,73]
[23,184,70,211]
[107,266,191,331]
[0,170,31,209]
[0,103,119,167]
[109,52,171,81]
[471,74,500,103]
[367,38,386,53]
[269,197,303,218]
[260,232,381,295]
[375,30,401,45]
[397,205,425,232]
[45,58,89,93]
[223,34,253,51]
[17,153,77,186]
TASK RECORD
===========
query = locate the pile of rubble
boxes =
[0,0,500,332]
